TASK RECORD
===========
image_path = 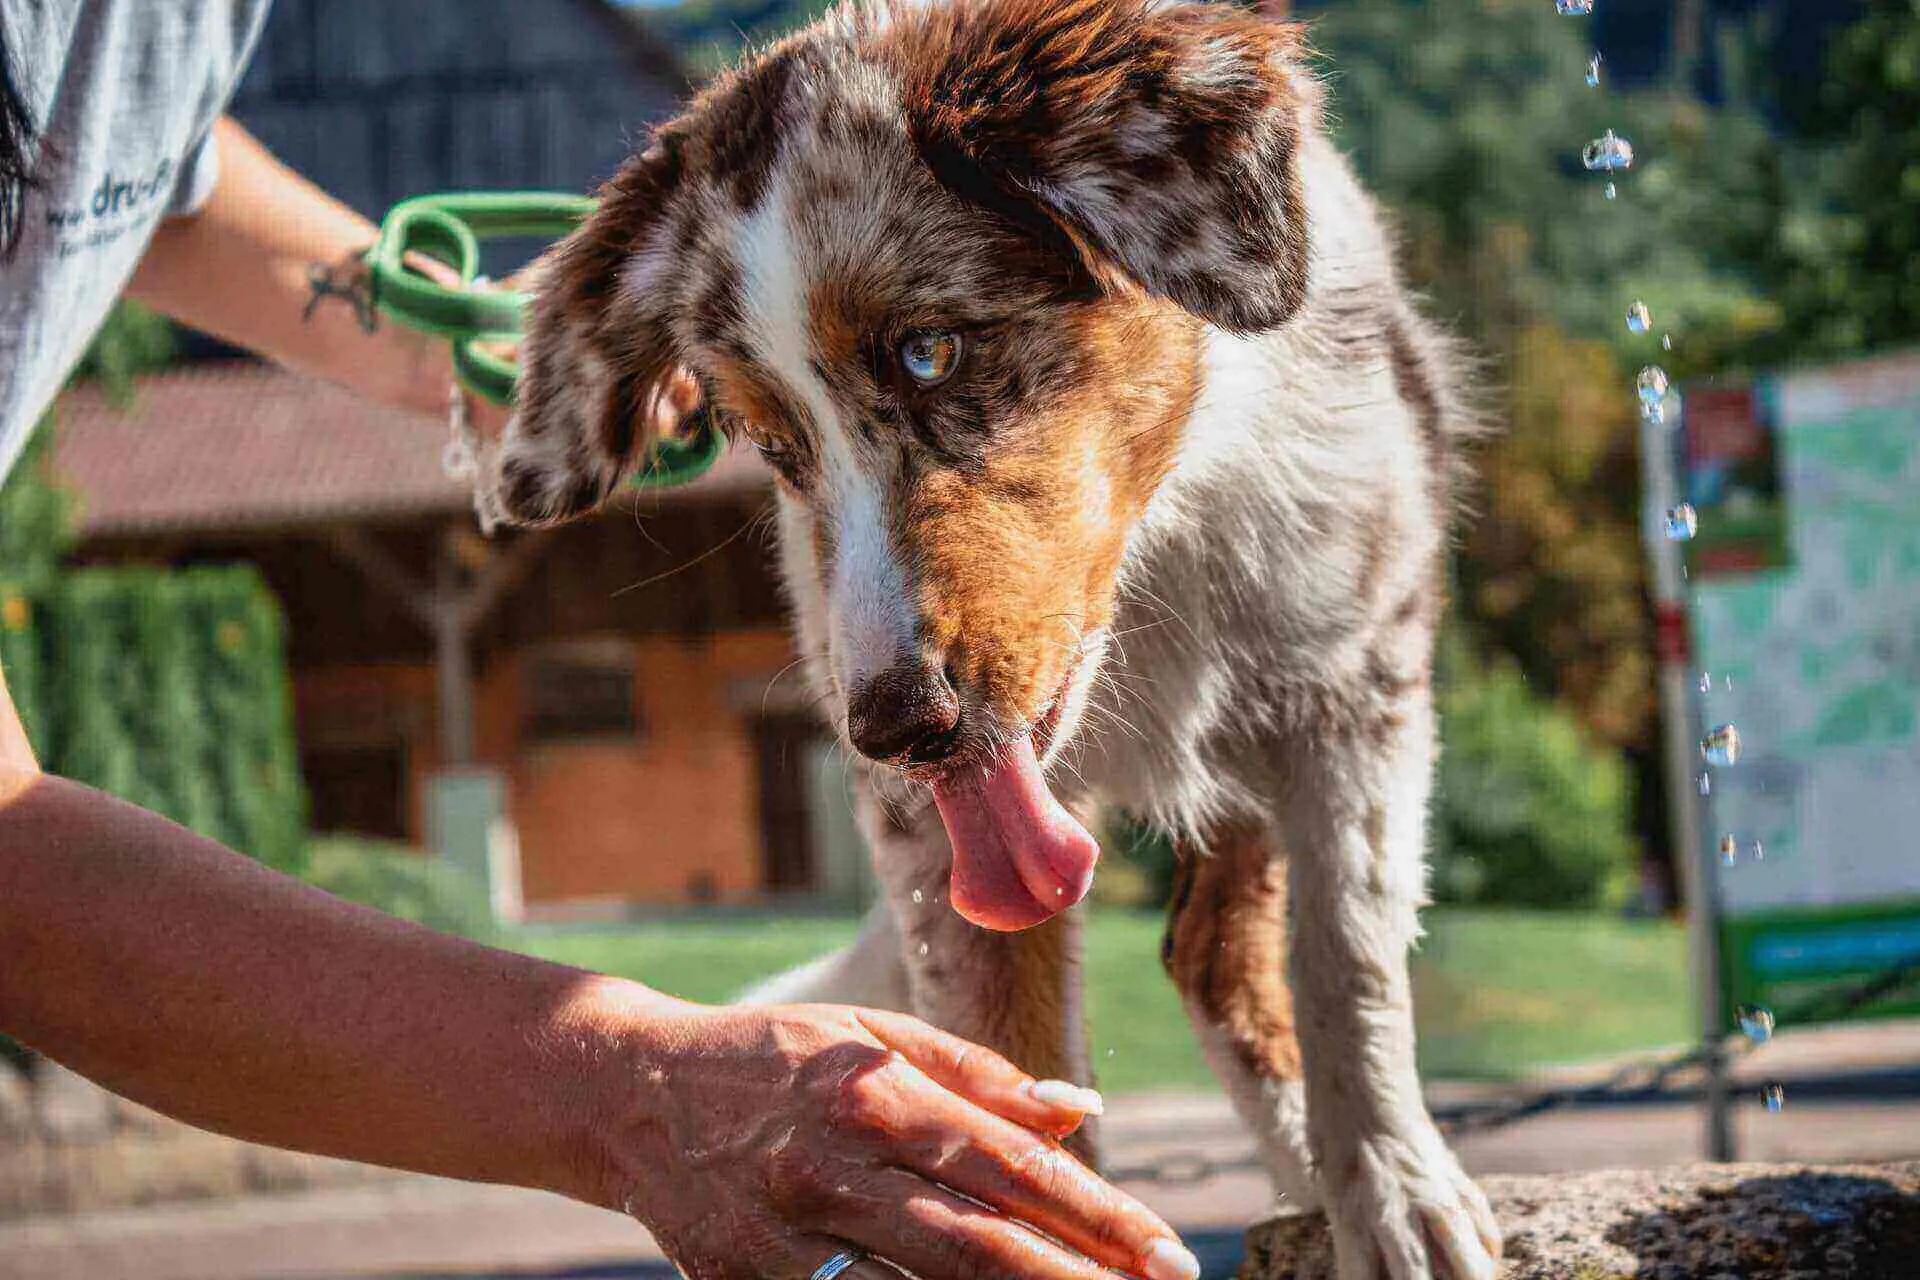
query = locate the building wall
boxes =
[292,627,809,909]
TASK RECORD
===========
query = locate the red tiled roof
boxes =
[52,363,770,536]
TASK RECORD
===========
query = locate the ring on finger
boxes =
[809,1246,867,1280]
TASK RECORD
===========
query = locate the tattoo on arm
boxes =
[303,248,380,332]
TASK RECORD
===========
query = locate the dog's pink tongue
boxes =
[932,736,1100,932]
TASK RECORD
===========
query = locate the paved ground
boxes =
[5,1021,1919,1280]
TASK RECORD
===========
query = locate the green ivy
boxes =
[5,567,307,875]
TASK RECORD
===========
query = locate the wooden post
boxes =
[323,521,555,768]
[434,548,477,766]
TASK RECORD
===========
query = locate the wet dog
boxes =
[487,2,1499,1274]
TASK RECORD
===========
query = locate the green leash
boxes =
[364,192,723,490]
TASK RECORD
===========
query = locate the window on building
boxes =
[523,648,640,742]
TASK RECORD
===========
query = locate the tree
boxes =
[1764,0,1920,359]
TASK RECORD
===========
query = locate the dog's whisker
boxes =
[609,516,757,598]
[759,655,813,716]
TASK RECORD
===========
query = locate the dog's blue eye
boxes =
[898,331,962,387]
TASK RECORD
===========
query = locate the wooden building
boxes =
[54,365,861,915]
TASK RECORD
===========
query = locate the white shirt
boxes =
[0,0,273,483]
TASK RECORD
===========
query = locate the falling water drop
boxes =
[1106,1048,1116,1059]
[1637,364,1671,406]
[1556,0,1595,14]
[1701,723,1743,767]
[1698,671,1713,695]
[1604,181,1618,200]
[917,941,930,957]
[911,888,924,904]
[1664,504,1698,542]
[1582,131,1635,173]
[1762,1083,1786,1113]
[1719,833,1740,867]
[1585,53,1603,87]
[1752,838,1765,861]
[1662,334,1674,351]
[1628,300,1654,334]
[1737,1005,1776,1044]
[1698,771,1713,796]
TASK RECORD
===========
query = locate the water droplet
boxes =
[1752,838,1765,861]
[1055,886,1064,896]
[1627,300,1654,334]
[911,888,924,904]
[1737,1005,1776,1044]
[1637,365,1670,406]
[1664,504,1698,541]
[1701,723,1743,767]
[1698,671,1713,695]
[1582,130,1635,173]
[1719,833,1740,866]
[1106,1048,1116,1058]
[1662,334,1674,351]
[1585,53,1603,87]
[1556,0,1594,14]
[917,941,930,957]
[1604,181,1618,201]
[1698,771,1713,796]
[1762,1083,1786,1113]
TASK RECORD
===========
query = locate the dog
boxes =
[485,1,1500,1275]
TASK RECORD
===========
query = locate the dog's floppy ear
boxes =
[886,0,1314,332]
[488,136,690,527]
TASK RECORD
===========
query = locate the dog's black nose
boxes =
[846,663,962,766]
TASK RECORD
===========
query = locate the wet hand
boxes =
[597,1000,1200,1280]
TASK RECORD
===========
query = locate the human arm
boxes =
[124,116,700,438]
[125,116,460,421]
[0,667,1196,1280]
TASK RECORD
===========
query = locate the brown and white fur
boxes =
[485,1,1499,1275]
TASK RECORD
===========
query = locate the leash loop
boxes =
[364,192,723,490]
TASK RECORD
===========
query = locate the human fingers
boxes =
[854,1008,1100,1136]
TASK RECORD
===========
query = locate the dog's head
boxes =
[493,0,1314,930]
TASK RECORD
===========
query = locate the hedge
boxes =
[0,565,306,875]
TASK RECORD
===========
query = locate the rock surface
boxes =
[1239,1162,1920,1280]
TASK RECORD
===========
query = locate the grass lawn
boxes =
[509,907,1688,1094]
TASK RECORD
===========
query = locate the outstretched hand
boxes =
[598,1000,1201,1280]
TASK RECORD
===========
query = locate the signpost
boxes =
[1650,350,1920,1157]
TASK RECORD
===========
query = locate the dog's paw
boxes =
[1324,1128,1500,1280]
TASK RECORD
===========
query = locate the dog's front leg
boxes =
[855,775,1097,1163]
[1282,700,1500,1280]
[1163,824,1320,1213]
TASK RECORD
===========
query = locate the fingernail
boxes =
[1142,1238,1201,1280]
[1028,1078,1105,1116]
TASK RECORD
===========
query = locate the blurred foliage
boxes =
[1759,0,1920,360]
[1431,630,1640,909]
[0,301,166,582]
[3,567,309,874]
[67,300,176,406]
[0,426,76,590]
[305,837,496,940]
[2,302,305,872]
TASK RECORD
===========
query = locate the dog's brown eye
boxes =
[897,330,962,387]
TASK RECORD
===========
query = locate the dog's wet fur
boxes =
[489,2,1501,1275]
